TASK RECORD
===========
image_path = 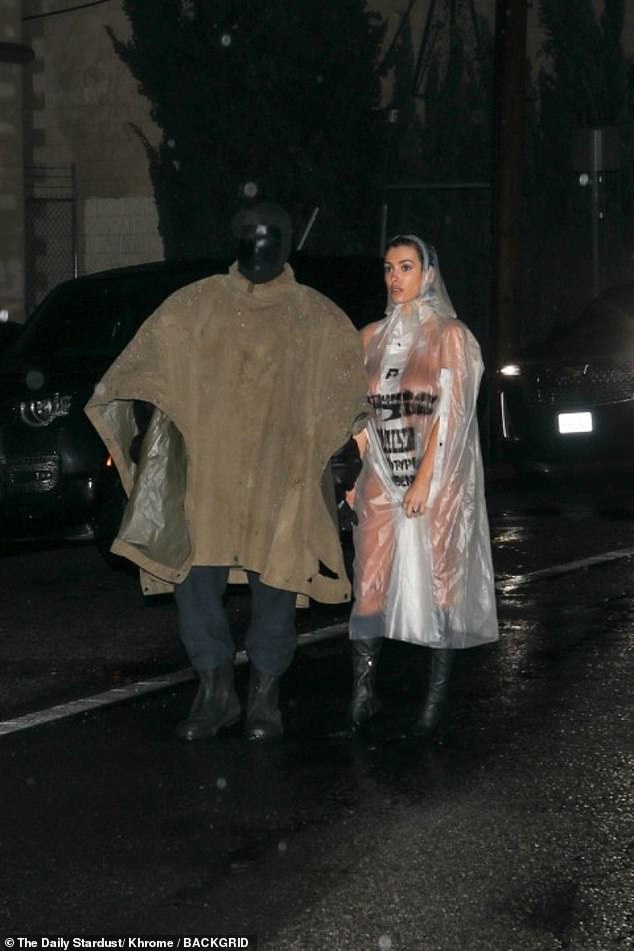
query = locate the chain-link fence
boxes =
[24,165,77,314]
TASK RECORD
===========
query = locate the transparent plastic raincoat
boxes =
[350,239,498,649]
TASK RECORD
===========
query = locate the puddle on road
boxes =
[492,525,531,546]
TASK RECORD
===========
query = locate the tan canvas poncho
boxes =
[85,263,369,603]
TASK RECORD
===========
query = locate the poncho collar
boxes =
[228,261,297,298]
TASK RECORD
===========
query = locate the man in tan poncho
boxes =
[86,203,368,742]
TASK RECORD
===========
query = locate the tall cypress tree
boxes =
[110,1,385,257]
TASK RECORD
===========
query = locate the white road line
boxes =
[495,546,634,593]
[0,623,348,737]
[3,544,634,738]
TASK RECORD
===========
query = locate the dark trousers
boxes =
[174,566,297,676]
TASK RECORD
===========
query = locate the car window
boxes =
[572,292,634,340]
[11,267,221,360]
[14,282,117,357]
[8,256,378,362]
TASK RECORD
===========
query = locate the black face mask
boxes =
[237,224,285,284]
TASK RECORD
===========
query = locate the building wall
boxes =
[22,0,162,288]
[0,0,27,323]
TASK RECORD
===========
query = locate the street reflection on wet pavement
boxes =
[0,474,632,947]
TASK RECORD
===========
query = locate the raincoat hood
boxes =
[384,236,457,322]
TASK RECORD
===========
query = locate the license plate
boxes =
[6,456,59,493]
[557,411,593,434]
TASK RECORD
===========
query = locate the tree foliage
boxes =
[110,0,385,258]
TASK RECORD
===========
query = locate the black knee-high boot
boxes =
[413,648,455,735]
[347,637,383,730]
[175,659,241,741]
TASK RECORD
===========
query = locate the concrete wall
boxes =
[0,0,27,323]
[22,0,162,286]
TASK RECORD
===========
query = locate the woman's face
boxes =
[384,244,424,306]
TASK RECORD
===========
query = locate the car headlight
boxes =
[500,363,521,377]
[18,393,72,428]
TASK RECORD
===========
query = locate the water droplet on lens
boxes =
[25,370,44,391]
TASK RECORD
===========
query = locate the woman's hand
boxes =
[403,417,439,518]
[403,476,431,518]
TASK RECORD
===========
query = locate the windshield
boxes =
[572,290,634,340]
[11,268,218,361]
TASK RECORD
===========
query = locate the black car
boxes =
[0,255,384,546]
[498,282,634,475]
[0,319,21,353]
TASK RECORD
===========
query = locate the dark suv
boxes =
[498,281,634,476]
[0,255,383,546]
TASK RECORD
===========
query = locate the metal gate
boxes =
[24,165,77,314]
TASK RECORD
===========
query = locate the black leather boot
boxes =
[245,667,283,740]
[175,659,240,741]
[412,648,455,735]
[347,637,383,731]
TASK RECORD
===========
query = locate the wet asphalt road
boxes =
[0,473,632,949]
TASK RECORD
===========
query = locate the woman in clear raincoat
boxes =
[346,235,498,735]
